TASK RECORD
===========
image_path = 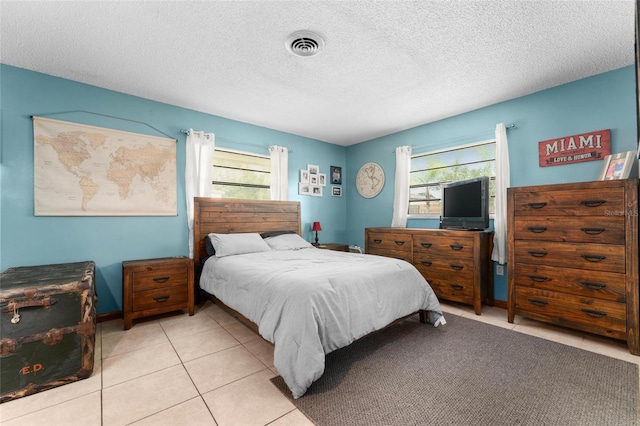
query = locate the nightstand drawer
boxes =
[132,285,188,311]
[132,266,188,292]
[316,243,349,252]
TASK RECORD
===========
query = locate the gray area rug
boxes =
[271,313,639,426]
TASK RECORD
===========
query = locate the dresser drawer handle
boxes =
[394,241,405,246]
[580,227,605,235]
[420,242,432,248]
[449,284,464,290]
[420,261,432,266]
[527,202,547,209]
[581,308,607,318]
[581,281,607,290]
[153,295,170,303]
[580,254,606,262]
[373,239,382,244]
[579,199,606,207]
[528,275,549,282]
[449,264,464,271]
[527,226,547,233]
[153,276,170,283]
[449,244,463,251]
[527,250,547,258]
[527,298,548,307]
[527,226,547,234]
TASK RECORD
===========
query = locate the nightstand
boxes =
[316,243,350,252]
[122,256,194,330]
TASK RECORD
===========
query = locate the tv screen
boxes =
[441,176,489,230]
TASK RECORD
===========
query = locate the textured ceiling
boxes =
[0,1,635,146]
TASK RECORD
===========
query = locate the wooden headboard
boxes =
[193,197,302,269]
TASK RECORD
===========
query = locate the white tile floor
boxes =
[1,300,638,426]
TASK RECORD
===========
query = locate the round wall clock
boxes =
[356,162,385,198]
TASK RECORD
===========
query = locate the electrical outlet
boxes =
[496,264,504,276]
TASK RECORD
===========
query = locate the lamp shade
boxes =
[312,221,322,231]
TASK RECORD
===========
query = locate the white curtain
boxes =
[391,146,412,227]
[185,129,215,258]
[269,145,289,201]
[492,123,510,264]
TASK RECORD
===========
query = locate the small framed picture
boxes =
[598,150,636,180]
[300,169,309,183]
[311,186,323,197]
[330,166,342,184]
[310,175,318,185]
[319,173,326,186]
[299,183,311,195]
[332,186,342,197]
[308,164,319,175]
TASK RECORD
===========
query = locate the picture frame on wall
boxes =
[300,169,309,183]
[332,186,342,197]
[308,164,319,175]
[598,151,636,180]
[330,166,342,184]
[319,173,326,186]
[299,183,311,195]
[311,186,323,197]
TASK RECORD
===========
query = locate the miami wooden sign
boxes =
[538,129,611,167]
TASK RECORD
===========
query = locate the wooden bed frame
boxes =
[193,197,302,332]
[192,197,429,332]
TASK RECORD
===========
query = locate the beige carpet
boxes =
[272,313,639,426]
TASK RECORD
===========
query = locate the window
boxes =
[409,140,496,217]
[212,148,270,199]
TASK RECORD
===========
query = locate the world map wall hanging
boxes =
[33,116,177,216]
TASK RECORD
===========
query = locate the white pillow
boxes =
[264,233,313,250]
[209,233,271,258]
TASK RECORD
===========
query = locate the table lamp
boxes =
[312,221,322,246]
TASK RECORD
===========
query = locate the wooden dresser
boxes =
[122,257,194,330]
[366,227,493,314]
[507,179,639,354]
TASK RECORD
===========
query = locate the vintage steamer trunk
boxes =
[0,261,96,403]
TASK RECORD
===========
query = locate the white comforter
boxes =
[199,247,444,398]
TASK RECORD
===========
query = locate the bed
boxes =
[193,197,445,398]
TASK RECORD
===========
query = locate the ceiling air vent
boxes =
[286,31,324,57]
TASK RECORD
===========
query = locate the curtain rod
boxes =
[393,123,515,153]
[180,129,293,153]
[31,110,177,141]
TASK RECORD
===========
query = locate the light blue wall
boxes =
[346,66,637,301]
[1,64,636,312]
[0,64,347,314]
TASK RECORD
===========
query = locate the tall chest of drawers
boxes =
[365,227,493,314]
[507,179,639,354]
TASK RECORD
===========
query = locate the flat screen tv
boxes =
[440,176,489,231]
